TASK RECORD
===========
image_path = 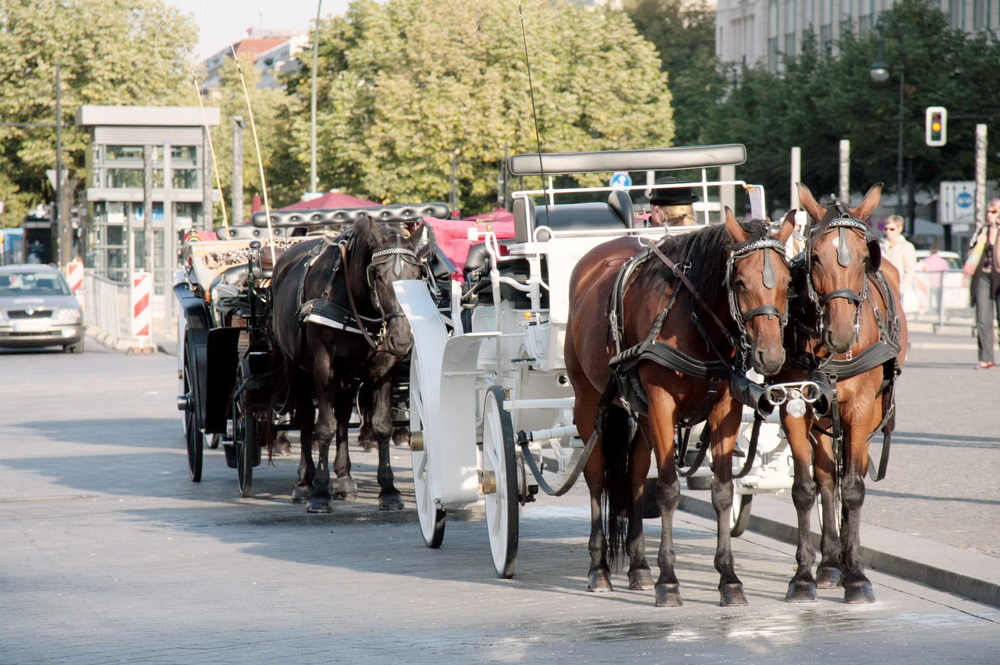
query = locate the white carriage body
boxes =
[395,145,795,535]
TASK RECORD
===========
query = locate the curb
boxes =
[679,492,1000,609]
[85,325,158,354]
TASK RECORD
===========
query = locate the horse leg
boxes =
[626,425,653,590]
[307,384,336,513]
[645,384,682,607]
[291,378,315,504]
[371,378,403,510]
[841,416,875,603]
[813,430,844,589]
[357,383,376,452]
[576,384,612,592]
[708,399,748,607]
[783,412,820,601]
[331,387,358,500]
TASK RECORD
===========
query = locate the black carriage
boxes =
[174,202,454,497]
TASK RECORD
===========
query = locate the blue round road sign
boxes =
[610,172,632,189]
[956,192,973,208]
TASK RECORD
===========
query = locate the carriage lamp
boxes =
[765,382,821,419]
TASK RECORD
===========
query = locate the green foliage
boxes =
[701,0,1000,211]
[0,0,197,227]
[623,0,727,145]
[271,0,674,214]
[205,56,288,224]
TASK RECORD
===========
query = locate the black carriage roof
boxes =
[249,202,451,228]
[507,144,747,177]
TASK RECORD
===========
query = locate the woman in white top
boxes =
[881,214,917,302]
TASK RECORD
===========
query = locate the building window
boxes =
[973,0,988,27]
[768,37,780,70]
[951,0,965,29]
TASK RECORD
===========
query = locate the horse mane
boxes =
[651,219,772,299]
[344,217,381,296]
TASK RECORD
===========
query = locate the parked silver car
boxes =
[0,264,84,352]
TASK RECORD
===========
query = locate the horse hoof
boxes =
[379,494,404,511]
[291,486,310,503]
[816,566,843,589]
[785,580,817,603]
[844,581,875,604]
[587,570,613,592]
[720,583,748,607]
[628,568,654,591]
[333,478,358,499]
[654,583,682,607]
[307,498,332,513]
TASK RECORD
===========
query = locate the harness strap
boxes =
[649,242,736,346]
[339,243,381,351]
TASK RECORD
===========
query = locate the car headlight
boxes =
[53,307,81,323]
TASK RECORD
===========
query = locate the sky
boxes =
[165,0,352,59]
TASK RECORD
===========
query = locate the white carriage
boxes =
[394,145,796,578]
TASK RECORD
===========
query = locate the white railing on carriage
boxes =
[82,271,155,348]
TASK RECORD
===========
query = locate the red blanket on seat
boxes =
[424,211,515,281]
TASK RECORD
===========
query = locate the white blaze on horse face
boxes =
[830,234,841,251]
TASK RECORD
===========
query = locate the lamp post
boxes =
[870,22,908,233]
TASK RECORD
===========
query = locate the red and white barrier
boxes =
[64,261,84,294]
[131,271,153,342]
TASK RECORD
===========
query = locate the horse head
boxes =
[351,215,424,358]
[724,208,795,376]
[797,182,883,354]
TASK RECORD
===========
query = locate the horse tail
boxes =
[599,379,632,573]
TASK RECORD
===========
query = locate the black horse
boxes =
[270,215,423,512]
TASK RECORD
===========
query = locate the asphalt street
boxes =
[0,330,998,664]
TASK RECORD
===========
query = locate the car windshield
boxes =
[0,271,71,296]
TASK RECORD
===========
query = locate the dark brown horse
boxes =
[776,183,907,603]
[565,209,795,607]
[270,216,423,513]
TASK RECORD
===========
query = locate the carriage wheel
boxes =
[730,494,752,537]
[410,349,445,548]
[482,386,519,579]
[183,337,203,482]
[233,359,257,498]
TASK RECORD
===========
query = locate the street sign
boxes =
[939,181,976,225]
[610,172,632,190]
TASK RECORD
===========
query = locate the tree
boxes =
[623,0,727,146]
[272,0,674,214]
[0,0,197,227]
[205,55,288,223]
[700,0,1000,213]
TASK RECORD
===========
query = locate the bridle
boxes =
[341,231,420,352]
[804,200,879,340]
[725,233,791,366]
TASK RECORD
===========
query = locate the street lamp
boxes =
[870,22,908,233]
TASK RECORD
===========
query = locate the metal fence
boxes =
[906,269,976,332]
[82,272,134,342]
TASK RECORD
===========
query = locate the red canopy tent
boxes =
[278,191,378,210]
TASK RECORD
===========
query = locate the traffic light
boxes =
[926,106,947,146]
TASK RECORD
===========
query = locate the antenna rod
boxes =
[517,2,546,192]
[310,0,323,194]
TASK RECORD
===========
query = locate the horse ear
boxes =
[796,183,826,223]
[776,209,796,244]
[724,206,749,243]
[850,183,883,223]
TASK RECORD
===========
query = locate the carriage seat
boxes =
[463,239,541,308]
[513,190,635,243]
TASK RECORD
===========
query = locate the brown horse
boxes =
[776,183,907,604]
[565,209,795,607]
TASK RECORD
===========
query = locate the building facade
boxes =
[717,0,1000,71]
[75,106,220,285]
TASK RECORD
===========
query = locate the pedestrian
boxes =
[881,215,917,310]
[919,244,950,312]
[964,198,1000,369]
[647,176,698,227]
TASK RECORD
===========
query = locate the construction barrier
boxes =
[63,261,85,294]
[131,271,153,343]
